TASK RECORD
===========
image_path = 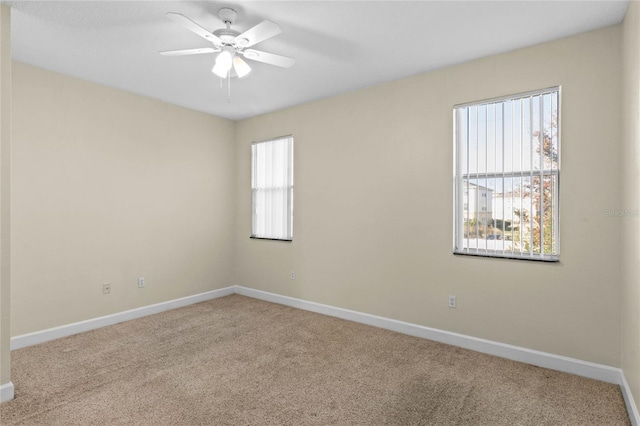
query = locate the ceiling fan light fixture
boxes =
[212,62,228,78]
[212,46,235,78]
[216,47,233,67]
[233,56,251,78]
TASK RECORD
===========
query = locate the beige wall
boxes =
[235,26,623,366]
[622,0,640,414]
[10,63,236,335]
[0,4,11,389]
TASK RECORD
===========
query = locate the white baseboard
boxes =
[7,284,638,423]
[0,381,14,402]
[234,286,622,384]
[236,286,640,422]
[622,373,640,426]
[10,284,623,384]
[11,286,235,350]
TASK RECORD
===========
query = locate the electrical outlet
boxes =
[290,271,296,280]
[448,295,457,309]
[138,277,145,288]
[103,283,111,294]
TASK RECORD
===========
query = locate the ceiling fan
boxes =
[160,8,295,80]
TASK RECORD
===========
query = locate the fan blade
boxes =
[242,49,295,68]
[159,47,219,56]
[235,21,282,48]
[165,12,222,46]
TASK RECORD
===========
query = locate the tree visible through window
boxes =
[454,88,560,261]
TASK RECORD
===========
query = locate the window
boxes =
[251,135,294,241]
[454,87,560,261]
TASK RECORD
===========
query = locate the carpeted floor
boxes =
[0,294,631,425]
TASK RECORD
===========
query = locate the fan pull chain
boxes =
[228,70,231,103]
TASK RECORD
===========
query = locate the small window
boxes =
[251,135,294,241]
[454,87,560,261]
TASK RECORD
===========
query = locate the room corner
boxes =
[0,2,13,403]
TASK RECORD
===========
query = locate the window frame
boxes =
[250,135,294,242]
[453,87,561,262]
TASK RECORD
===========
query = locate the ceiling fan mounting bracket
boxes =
[218,8,237,25]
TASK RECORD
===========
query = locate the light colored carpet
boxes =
[0,294,630,425]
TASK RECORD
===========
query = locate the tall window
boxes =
[454,87,560,261]
[251,135,294,241]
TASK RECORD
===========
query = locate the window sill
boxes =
[453,251,559,262]
[250,236,293,242]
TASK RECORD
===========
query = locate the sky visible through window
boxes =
[460,93,557,191]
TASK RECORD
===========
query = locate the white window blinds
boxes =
[454,87,560,261]
[251,136,294,241]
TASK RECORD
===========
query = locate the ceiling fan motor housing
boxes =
[213,28,240,46]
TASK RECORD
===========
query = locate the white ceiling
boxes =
[4,0,630,120]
